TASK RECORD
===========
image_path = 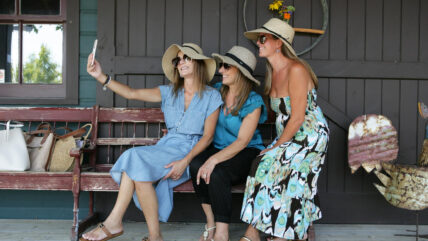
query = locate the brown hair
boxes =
[264,43,318,95]
[220,71,254,116]
[172,60,208,97]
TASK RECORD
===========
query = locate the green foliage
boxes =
[22,44,62,84]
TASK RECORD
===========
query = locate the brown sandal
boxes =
[79,223,124,241]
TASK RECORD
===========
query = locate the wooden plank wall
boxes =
[96,0,428,224]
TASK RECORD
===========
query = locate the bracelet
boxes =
[102,74,111,91]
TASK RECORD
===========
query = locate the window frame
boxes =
[0,0,79,105]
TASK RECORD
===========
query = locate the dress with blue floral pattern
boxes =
[240,88,329,240]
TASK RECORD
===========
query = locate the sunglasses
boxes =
[172,54,192,67]
[257,34,278,44]
[219,62,231,70]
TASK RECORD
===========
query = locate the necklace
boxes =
[223,101,236,115]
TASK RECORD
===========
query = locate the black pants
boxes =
[189,144,260,223]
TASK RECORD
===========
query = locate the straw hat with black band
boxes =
[244,18,297,58]
[162,43,216,82]
[212,46,260,86]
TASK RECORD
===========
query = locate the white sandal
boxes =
[203,224,216,240]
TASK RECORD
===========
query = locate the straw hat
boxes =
[162,43,216,82]
[244,18,297,57]
[212,46,260,86]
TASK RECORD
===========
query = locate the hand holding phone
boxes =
[91,39,98,66]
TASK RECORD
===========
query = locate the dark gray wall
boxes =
[95,0,428,224]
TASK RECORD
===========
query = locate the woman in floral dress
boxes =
[239,18,329,241]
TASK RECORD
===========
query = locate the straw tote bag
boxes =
[0,121,30,171]
[48,124,92,172]
[24,123,55,172]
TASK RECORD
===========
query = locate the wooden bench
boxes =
[0,105,315,241]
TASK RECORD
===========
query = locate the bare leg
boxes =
[239,225,261,241]
[213,222,229,241]
[199,204,215,241]
[82,172,134,240]
[134,181,163,241]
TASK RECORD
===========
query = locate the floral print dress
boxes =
[240,89,329,240]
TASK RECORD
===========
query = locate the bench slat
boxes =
[81,172,119,191]
[96,138,160,146]
[98,108,164,123]
[0,107,93,122]
[0,172,73,191]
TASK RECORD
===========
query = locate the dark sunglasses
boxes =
[257,35,267,44]
[172,54,192,67]
[257,34,278,44]
[219,62,231,70]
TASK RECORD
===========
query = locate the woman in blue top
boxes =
[82,43,222,241]
[189,46,267,241]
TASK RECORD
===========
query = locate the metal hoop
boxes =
[243,0,329,56]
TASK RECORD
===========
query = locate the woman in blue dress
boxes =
[239,19,329,241]
[81,43,223,241]
[189,46,267,241]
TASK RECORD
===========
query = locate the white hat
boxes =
[212,46,260,86]
[162,43,216,82]
[244,18,297,57]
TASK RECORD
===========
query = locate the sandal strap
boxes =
[242,236,252,241]
[97,223,112,237]
[203,224,216,240]
[205,224,216,231]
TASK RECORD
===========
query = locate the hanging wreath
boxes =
[243,0,329,56]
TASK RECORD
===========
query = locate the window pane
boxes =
[0,0,15,14]
[21,0,60,15]
[22,24,63,84]
[0,24,19,84]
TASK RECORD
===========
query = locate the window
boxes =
[0,0,78,104]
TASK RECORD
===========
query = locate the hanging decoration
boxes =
[242,0,329,56]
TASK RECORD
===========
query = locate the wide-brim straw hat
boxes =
[162,43,216,82]
[212,46,260,86]
[244,18,297,58]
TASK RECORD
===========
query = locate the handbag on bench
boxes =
[0,121,30,171]
[25,123,55,172]
[48,124,92,172]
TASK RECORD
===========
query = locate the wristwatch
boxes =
[102,74,111,91]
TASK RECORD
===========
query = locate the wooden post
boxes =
[70,150,82,241]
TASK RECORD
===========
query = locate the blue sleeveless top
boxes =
[212,82,267,150]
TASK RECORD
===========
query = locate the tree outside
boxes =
[22,44,62,84]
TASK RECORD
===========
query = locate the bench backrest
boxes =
[0,106,166,171]
[0,105,275,172]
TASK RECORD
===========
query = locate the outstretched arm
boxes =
[87,53,161,102]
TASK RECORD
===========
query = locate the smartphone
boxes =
[91,39,98,66]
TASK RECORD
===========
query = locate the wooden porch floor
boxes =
[0,219,427,241]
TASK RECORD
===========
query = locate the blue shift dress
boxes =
[110,84,222,222]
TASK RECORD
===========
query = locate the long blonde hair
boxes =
[172,60,208,97]
[264,44,318,95]
[220,71,254,116]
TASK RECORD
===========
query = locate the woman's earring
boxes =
[276,49,280,53]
